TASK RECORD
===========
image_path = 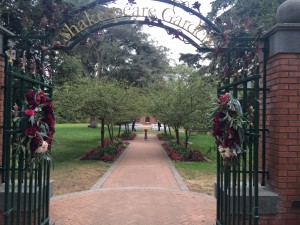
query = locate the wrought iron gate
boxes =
[2,36,52,225]
[215,37,268,225]
[0,1,269,225]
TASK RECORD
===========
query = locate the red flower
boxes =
[24,109,35,116]
[48,120,55,127]
[36,96,41,104]
[25,126,38,136]
[26,91,36,100]
[40,96,48,104]
[47,114,54,120]
[27,100,36,107]
[39,91,45,96]
[48,102,54,109]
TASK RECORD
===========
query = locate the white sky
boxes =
[110,0,213,63]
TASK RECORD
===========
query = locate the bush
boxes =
[157,133,174,141]
[81,139,129,162]
[120,132,136,140]
[162,141,206,162]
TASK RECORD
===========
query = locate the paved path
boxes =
[50,133,216,225]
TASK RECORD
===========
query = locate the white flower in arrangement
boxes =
[36,141,49,154]
[218,145,234,159]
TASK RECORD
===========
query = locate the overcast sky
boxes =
[110,0,213,63]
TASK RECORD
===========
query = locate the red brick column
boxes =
[260,53,300,225]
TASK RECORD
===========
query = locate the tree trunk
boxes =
[101,118,105,147]
[89,117,98,128]
[107,125,113,142]
[164,123,167,136]
[118,124,121,138]
[168,126,172,139]
[185,129,189,149]
[175,127,180,145]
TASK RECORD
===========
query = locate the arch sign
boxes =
[52,0,223,50]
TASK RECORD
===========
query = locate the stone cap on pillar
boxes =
[263,0,300,57]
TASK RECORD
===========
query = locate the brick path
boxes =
[50,133,216,225]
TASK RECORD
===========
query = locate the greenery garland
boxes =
[210,93,246,160]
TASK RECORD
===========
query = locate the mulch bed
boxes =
[121,132,137,140]
[81,141,129,162]
[157,133,175,141]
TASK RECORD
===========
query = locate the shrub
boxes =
[120,132,136,140]
[81,139,129,162]
[157,133,174,141]
[162,141,205,162]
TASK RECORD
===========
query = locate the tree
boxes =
[49,52,82,86]
[180,0,285,75]
[0,0,71,35]
[75,25,170,87]
[54,78,145,146]
[148,65,215,146]
[208,0,285,36]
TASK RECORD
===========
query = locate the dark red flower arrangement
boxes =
[210,93,246,160]
[14,89,55,164]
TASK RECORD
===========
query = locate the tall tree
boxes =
[180,0,285,74]
[76,25,170,87]
[149,65,215,145]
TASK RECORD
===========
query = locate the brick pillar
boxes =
[260,11,300,224]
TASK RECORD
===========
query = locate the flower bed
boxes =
[157,133,174,141]
[120,132,136,140]
[81,140,129,162]
[161,141,206,162]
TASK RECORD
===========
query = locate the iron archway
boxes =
[2,1,267,225]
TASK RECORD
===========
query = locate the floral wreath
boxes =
[210,93,246,161]
[14,89,55,164]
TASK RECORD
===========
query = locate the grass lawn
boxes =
[154,130,217,195]
[176,133,216,195]
[51,124,217,196]
[51,124,112,195]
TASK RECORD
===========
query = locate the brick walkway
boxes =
[50,133,216,225]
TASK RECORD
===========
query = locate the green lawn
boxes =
[51,124,112,195]
[51,125,217,196]
[52,124,105,162]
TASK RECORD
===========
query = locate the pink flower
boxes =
[218,93,229,107]
[36,141,48,153]
[25,109,35,116]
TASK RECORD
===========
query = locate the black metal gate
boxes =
[2,36,52,225]
[215,37,268,225]
[1,1,269,225]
